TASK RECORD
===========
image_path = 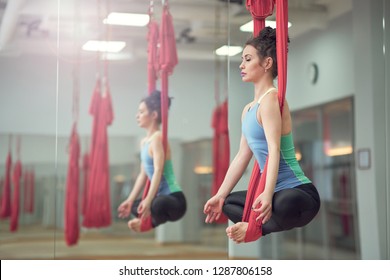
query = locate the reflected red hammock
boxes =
[81,152,89,216]
[0,178,3,208]
[10,160,22,232]
[0,152,12,219]
[83,79,114,228]
[242,0,288,242]
[211,100,229,224]
[65,124,80,245]
[139,1,178,232]
[147,20,160,94]
[159,1,178,151]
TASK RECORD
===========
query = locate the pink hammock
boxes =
[0,152,12,219]
[83,79,114,228]
[147,19,160,94]
[211,100,229,224]
[242,0,289,242]
[10,160,22,232]
[65,124,80,245]
[81,152,89,216]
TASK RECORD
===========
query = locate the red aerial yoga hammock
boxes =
[0,178,3,209]
[242,0,288,243]
[0,151,12,219]
[83,78,114,228]
[10,159,22,232]
[139,0,178,232]
[211,100,229,224]
[65,55,81,245]
[81,152,89,216]
[65,124,80,245]
[147,17,160,94]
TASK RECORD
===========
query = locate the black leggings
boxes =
[222,183,320,236]
[132,191,187,228]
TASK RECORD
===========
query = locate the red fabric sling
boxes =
[0,152,12,219]
[246,0,274,37]
[83,79,114,228]
[147,19,160,94]
[65,124,80,245]
[81,152,89,216]
[242,0,288,242]
[10,160,22,232]
[211,101,229,224]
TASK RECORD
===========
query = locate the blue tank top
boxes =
[242,91,311,192]
[140,141,182,196]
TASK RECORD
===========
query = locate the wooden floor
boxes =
[0,221,229,260]
[1,220,359,260]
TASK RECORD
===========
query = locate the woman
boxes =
[203,27,320,243]
[118,91,186,232]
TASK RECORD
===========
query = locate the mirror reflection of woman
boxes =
[118,91,186,232]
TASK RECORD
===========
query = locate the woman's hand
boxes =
[117,200,133,219]
[137,199,152,219]
[203,195,225,223]
[252,191,273,224]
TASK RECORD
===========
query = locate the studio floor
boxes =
[0,220,229,260]
[1,219,359,260]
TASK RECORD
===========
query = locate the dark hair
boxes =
[141,90,172,124]
[245,27,290,79]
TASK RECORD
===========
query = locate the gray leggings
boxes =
[222,183,320,235]
[132,191,187,228]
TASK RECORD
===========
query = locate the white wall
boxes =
[287,13,354,111]
[0,55,217,141]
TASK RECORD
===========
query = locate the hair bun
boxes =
[148,90,172,109]
[259,26,276,40]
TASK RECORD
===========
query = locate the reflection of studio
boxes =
[0,0,389,260]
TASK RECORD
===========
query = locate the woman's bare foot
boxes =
[128,218,141,232]
[226,222,249,244]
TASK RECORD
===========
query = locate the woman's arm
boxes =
[204,105,253,223]
[126,163,148,202]
[117,146,147,218]
[215,104,254,198]
[215,134,253,198]
[253,92,281,223]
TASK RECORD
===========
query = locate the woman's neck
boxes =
[146,125,160,139]
[254,81,276,102]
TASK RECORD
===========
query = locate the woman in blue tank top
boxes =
[117,91,186,232]
[204,27,320,243]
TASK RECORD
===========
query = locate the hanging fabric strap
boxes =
[246,0,274,37]
[0,139,12,219]
[10,137,22,232]
[242,0,288,243]
[147,0,160,93]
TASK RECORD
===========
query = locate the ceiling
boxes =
[0,0,352,61]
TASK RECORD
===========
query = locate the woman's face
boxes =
[136,102,154,128]
[239,45,264,83]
